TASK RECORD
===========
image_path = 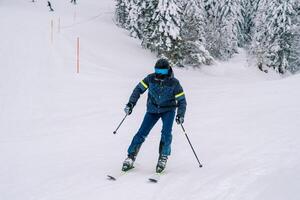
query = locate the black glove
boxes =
[124,103,133,115]
[176,115,184,124]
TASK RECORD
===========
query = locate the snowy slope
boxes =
[0,1,299,200]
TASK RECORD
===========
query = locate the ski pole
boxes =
[113,114,128,134]
[180,123,203,168]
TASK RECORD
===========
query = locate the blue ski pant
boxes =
[127,110,175,157]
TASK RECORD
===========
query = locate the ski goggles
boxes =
[155,68,169,75]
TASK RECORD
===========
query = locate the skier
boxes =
[122,58,187,173]
[47,1,54,12]
[70,0,77,5]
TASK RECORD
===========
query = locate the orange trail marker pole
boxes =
[51,19,54,43]
[77,37,80,73]
[73,10,76,22]
[58,17,60,33]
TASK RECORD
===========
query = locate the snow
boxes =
[0,1,299,200]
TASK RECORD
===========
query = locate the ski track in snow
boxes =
[0,1,299,200]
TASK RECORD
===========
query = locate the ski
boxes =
[148,172,163,183]
[107,167,134,181]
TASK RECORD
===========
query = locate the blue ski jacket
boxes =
[128,69,187,117]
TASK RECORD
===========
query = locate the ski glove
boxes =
[124,103,133,115]
[176,115,184,124]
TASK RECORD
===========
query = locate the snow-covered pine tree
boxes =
[239,0,261,45]
[125,0,159,39]
[180,0,213,67]
[239,0,247,46]
[116,0,299,74]
[287,1,300,73]
[252,0,298,74]
[126,0,142,38]
[217,0,239,58]
[236,0,246,47]
[142,0,183,63]
[115,0,130,28]
[142,0,159,36]
[250,0,268,72]
[204,0,239,60]
[203,0,220,57]
[204,0,218,19]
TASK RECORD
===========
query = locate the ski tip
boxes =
[107,175,116,181]
[149,178,158,183]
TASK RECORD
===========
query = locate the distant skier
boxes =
[70,0,77,5]
[47,1,54,11]
[122,58,187,173]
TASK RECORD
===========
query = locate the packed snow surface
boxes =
[0,1,299,200]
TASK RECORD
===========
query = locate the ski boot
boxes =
[156,155,168,173]
[122,155,135,172]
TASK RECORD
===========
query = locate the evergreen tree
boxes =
[204,0,239,60]
[126,0,159,39]
[203,0,220,57]
[115,0,130,28]
[142,0,159,28]
[250,0,268,72]
[126,0,142,38]
[181,0,213,67]
[252,0,298,74]
[239,0,261,45]
[142,0,183,63]
[287,1,300,73]
[204,0,218,19]
[140,0,159,39]
[217,0,239,57]
[115,0,299,74]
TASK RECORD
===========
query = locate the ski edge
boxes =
[149,178,158,183]
[148,172,162,183]
[107,175,117,181]
[107,167,134,181]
